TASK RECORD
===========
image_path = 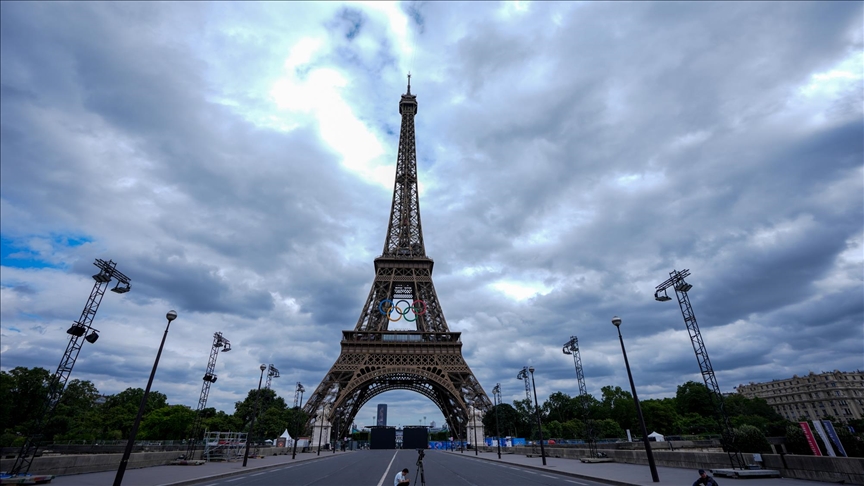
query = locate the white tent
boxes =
[277,429,293,447]
[648,431,665,442]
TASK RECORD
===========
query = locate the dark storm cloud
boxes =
[1,1,861,429]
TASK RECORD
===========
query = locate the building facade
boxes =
[736,370,864,423]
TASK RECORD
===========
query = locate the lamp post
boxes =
[471,402,479,456]
[527,366,547,466]
[113,310,178,486]
[612,316,659,482]
[243,364,267,467]
[492,383,502,459]
[317,412,324,455]
[291,406,302,459]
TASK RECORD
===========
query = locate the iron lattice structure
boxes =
[293,382,305,409]
[517,367,532,403]
[185,332,231,461]
[304,78,492,441]
[10,259,130,477]
[265,364,280,390]
[655,269,745,470]
[563,336,597,459]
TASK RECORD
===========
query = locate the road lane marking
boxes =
[376,450,399,486]
[251,472,267,476]
[226,477,246,482]
[542,474,558,478]
[566,481,587,485]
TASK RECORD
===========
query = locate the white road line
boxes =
[226,477,246,482]
[376,450,399,486]
[542,474,558,478]
[250,472,267,477]
[566,480,588,485]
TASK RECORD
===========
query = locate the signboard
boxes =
[799,422,822,456]
[822,420,847,457]
[377,404,388,427]
[812,420,836,457]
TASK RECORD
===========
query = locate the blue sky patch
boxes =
[0,234,92,269]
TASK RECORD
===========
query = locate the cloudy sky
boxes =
[1,1,862,433]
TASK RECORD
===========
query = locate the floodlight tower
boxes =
[184,332,231,462]
[9,259,130,478]
[562,336,597,459]
[654,269,745,470]
[293,382,305,409]
[265,364,280,390]
[516,367,532,402]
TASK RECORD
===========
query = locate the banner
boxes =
[811,420,836,457]
[799,422,822,456]
[822,421,848,457]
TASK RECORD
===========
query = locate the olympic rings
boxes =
[378,298,426,322]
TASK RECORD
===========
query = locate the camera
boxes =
[416,448,425,464]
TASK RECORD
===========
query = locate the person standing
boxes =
[393,468,410,486]
[693,469,719,486]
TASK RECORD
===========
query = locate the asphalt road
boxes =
[184,450,610,486]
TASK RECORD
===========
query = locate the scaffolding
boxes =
[203,431,246,462]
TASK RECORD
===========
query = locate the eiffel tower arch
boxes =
[303,77,492,444]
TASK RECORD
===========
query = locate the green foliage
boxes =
[784,423,825,455]
[543,392,577,423]
[593,418,624,439]
[481,403,522,438]
[674,413,719,436]
[430,430,449,441]
[733,424,771,453]
[139,405,196,440]
[834,425,864,457]
[0,367,51,434]
[600,386,637,432]
[201,410,242,436]
[675,381,715,418]
[641,399,679,434]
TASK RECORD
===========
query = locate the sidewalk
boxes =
[50,451,339,486]
[455,450,839,486]
[47,449,841,486]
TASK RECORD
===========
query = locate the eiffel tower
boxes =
[303,76,492,443]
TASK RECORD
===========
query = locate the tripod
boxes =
[414,449,427,486]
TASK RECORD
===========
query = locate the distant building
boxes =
[377,404,387,427]
[736,370,864,423]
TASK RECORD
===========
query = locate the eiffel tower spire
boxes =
[382,73,424,259]
[302,79,492,446]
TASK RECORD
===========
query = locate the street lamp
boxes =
[527,366,547,466]
[291,405,302,460]
[471,401,479,456]
[612,316,659,482]
[492,383,502,459]
[243,364,267,467]
[317,411,325,455]
[113,310,178,486]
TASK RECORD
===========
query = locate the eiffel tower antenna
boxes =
[303,82,491,445]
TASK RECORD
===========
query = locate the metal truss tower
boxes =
[185,332,231,461]
[655,269,745,470]
[9,259,130,477]
[517,367,532,402]
[562,336,597,459]
[293,382,305,409]
[265,364,280,390]
[304,77,491,442]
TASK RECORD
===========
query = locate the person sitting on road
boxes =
[394,467,410,486]
[693,469,719,486]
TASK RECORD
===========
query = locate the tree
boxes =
[50,379,101,442]
[543,392,577,424]
[641,399,679,435]
[482,403,521,438]
[733,424,771,453]
[0,367,51,434]
[99,388,168,439]
[600,386,636,432]
[675,381,716,418]
[139,405,196,440]
[201,410,241,435]
[593,418,625,439]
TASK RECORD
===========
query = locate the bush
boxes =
[734,424,771,453]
